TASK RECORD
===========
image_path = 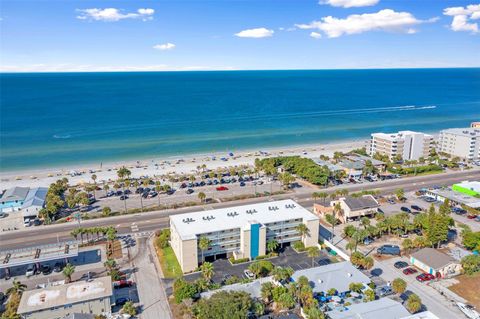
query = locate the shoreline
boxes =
[0,139,368,189]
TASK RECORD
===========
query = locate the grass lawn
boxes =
[156,245,183,278]
[449,272,480,308]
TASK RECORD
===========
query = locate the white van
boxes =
[24,218,31,227]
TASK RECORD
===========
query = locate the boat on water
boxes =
[457,302,480,319]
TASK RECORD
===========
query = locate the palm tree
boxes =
[198,237,211,263]
[312,192,319,204]
[63,263,75,283]
[318,192,328,204]
[267,239,279,253]
[155,181,162,207]
[198,192,206,204]
[295,223,310,243]
[103,184,110,196]
[91,174,97,199]
[6,279,26,296]
[117,166,131,214]
[104,258,117,271]
[261,282,274,303]
[200,262,214,281]
[307,246,320,267]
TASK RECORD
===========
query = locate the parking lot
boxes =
[183,246,333,284]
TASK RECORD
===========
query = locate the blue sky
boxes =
[1,0,479,72]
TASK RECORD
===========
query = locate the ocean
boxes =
[1,68,480,172]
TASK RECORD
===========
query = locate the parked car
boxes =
[216,186,229,191]
[113,280,133,289]
[401,207,412,214]
[411,205,423,211]
[416,273,435,282]
[394,261,408,269]
[41,264,52,275]
[33,218,42,226]
[166,189,176,195]
[119,195,128,200]
[25,264,37,277]
[240,182,246,187]
[376,245,401,256]
[24,218,31,227]
[0,212,6,219]
[186,188,194,194]
[115,297,130,306]
[148,191,158,198]
[376,286,394,297]
[467,214,477,219]
[387,198,396,204]
[403,267,418,275]
[244,269,255,279]
[135,187,144,194]
[53,262,64,272]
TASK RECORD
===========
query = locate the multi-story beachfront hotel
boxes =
[169,199,319,273]
[438,127,480,160]
[369,130,433,161]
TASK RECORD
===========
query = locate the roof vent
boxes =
[285,204,296,209]
[182,217,195,224]
[318,279,323,283]
[347,273,352,277]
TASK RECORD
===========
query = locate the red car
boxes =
[416,273,435,282]
[467,214,477,219]
[113,280,133,289]
[403,267,418,275]
[216,186,229,191]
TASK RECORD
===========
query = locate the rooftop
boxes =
[200,276,273,299]
[0,241,79,269]
[342,195,379,211]
[327,298,410,319]
[440,127,480,137]
[170,199,319,240]
[291,261,370,294]
[312,159,344,172]
[372,130,432,141]
[21,187,48,209]
[411,248,458,270]
[17,276,112,314]
[453,181,480,194]
[426,188,480,208]
[0,186,30,202]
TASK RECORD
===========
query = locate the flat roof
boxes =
[372,131,432,141]
[312,159,344,172]
[170,199,319,240]
[327,298,410,319]
[454,181,480,193]
[411,248,458,270]
[0,241,79,269]
[291,261,370,294]
[17,276,112,314]
[440,127,480,137]
[200,276,273,299]
[1,186,30,202]
[426,189,480,208]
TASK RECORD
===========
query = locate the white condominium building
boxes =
[369,130,433,161]
[169,199,319,273]
[438,128,480,160]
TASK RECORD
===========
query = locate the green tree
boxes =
[392,278,407,294]
[102,207,112,217]
[121,301,137,316]
[364,289,375,302]
[406,294,422,313]
[295,223,310,242]
[104,258,117,272]
[173,278,198,303]
[307,246,320,267]
[198,191,207,203]
[461,255,480,275]
[200,262,214,281]
[5,279,27,296]
[248,260,274,278]
[62,263,75,283]
[395,188,405,201]
[267,239,279,253]
[271,266,294,283]
[348,282,364,293]
[279,172,295,189]
[261,282,274,303]
[198,236,211,263]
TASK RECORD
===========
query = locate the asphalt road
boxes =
[1,169,479,251]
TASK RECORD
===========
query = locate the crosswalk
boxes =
[131,223,139,232]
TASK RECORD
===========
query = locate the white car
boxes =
[244,269,255,279]
[24,218,31,227]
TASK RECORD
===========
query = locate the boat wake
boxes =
[53,134,72,139]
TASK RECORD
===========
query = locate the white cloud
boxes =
[310,32,322,39]
[153,43,176,51]
[296,9,432,38]
[235,27,274,38]
[443,4,480,34]
[76,8,155,22]
[319,0,379,8]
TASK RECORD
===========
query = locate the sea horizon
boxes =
[1,68,480,172]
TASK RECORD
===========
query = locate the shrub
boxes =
[173,278,198,303]
[192,291,252,319]
[156,229,171,248]
[293,241,306,252]
[406,294,422,313]
[461,255,480,275]
[392,278,407,294]
[229,257,249,264]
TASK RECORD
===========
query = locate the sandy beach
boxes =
[0,139,368,189]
